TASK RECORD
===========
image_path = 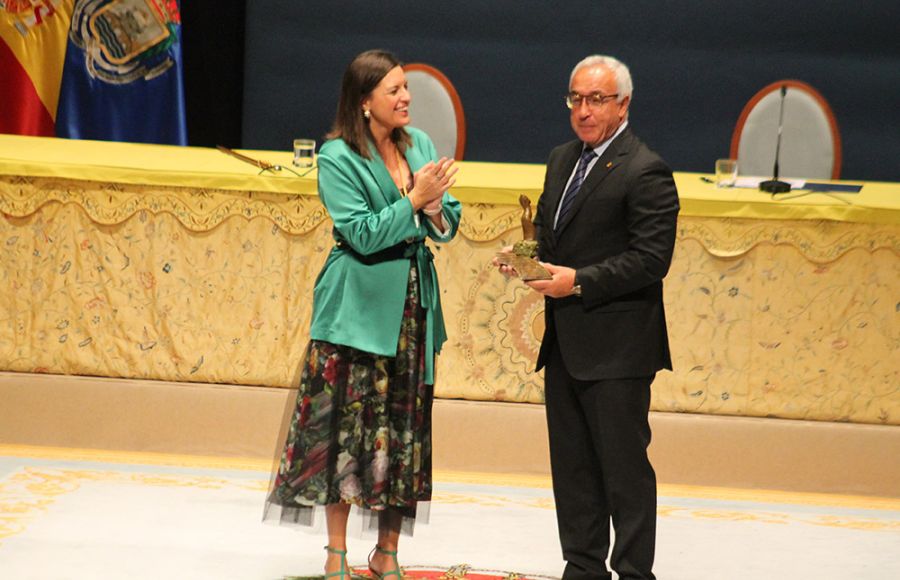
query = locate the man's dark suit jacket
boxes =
[534,127,680,381]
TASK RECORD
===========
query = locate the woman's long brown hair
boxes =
[326,49,412,159]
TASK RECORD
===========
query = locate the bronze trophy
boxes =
[494,195,551,280]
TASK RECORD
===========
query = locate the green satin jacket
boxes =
[308,127,462,384]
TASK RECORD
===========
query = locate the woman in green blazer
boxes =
[265,50,461,579]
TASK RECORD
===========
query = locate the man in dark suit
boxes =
[525,55,679,579]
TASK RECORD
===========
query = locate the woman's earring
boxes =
[363,109,371,120]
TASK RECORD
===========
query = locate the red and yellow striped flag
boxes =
[0,0,74,136]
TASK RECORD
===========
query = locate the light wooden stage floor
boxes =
[1,372,897,498]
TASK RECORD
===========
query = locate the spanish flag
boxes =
[0,0,74,136]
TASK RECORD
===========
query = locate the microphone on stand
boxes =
[759,85,792,194]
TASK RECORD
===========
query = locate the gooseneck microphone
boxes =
[759,85,792,193]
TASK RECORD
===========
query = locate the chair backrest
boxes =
[730,80,841,180]
[403,63,466,160]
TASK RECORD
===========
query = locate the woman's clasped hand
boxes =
[410,157,457,210]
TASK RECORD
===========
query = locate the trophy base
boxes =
[495,252,552,281]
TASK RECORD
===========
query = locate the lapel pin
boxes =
[606,162,613,169]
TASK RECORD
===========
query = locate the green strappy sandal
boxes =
[367,545,403,579]
[323,545,353,579]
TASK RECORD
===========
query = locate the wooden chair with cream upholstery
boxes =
[403,63,466,160]
[731,80,841,180]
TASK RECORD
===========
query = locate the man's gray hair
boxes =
[569,55,633,103]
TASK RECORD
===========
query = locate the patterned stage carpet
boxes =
[291,568,556,579]
[1,445,898,579]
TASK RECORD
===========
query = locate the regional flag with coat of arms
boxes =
[1,0,186,145]
[55,0,187,144]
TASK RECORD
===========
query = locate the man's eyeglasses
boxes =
[565,92,619,110]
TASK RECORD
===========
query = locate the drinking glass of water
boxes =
[715,158,738,188]
[293,139,315,168]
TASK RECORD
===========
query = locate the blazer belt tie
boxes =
[335,239,438,312]
[415,242,445,385]
[336,238,444,383]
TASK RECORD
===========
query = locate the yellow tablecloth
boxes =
[1,135,898,425]
[3,134,898,220]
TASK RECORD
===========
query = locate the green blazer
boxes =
[308,127,461,384]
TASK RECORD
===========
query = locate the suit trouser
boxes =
[544,339,657,580]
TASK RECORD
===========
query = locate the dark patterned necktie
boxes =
[555,148,597,230]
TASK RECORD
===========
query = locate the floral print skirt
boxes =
[264,266,432,535]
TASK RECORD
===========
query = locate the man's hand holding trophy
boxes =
[493,195,552,281]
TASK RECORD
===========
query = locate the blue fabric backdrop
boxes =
[241,1,899,181]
